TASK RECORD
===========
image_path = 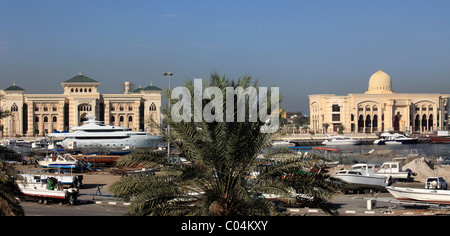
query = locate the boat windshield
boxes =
[350,166,364,171]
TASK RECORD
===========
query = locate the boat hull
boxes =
[323,140,361,146]
[374,139,418,145]
[386,186,450,204]
[430,137,450,144]
[40,163,78,169]
[333,174,386,190]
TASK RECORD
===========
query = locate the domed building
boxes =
[365,70,394,94]
[309,69,449,134]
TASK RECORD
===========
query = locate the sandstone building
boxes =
[0,73,162,137]
[309,70,449,134]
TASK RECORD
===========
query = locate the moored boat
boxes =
[430,136,450,144]
[272,140,295,147]
[49,114,163,150]
[322,135,361,146]
[373,132,418,145]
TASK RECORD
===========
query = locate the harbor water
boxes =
[293,143,450,166]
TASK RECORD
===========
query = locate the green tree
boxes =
[110,73,341,216]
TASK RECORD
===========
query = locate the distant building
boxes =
[284,111,303,123]
[0,73,162,137]
[309,70,450,134]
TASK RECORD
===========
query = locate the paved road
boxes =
[21,201,128,216]
[21,185,129,216]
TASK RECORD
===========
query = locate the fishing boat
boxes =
[38,154,87,170]
[321,135,361,146]
[17,171,80,204]
[386,186,450,205]
[20,170,83,187]
[332,163,387,191]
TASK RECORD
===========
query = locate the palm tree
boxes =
[110,73,341,216]
[0,101,24,216]
[0,152,24,216]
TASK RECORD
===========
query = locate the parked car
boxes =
[425,177,448,190]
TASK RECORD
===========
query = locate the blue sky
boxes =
[1,0,450,114]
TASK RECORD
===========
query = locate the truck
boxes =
[375,161,412,182]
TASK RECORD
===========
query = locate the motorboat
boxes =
[373,132,418,145]
[272,140,296,147]
[386,186,450,205]
[38,154,87,170]
[321,135,361,146]
[332,163,387,191]
[49,114,164,150]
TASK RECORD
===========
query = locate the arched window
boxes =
[53,116,57,122]
[429,114,434,129]
[358,115,364,132]
[373,115,378,131]
[111,116,115,122]
[44,116,48,123]
[365,115,371,130]
[149,103,157,111]
[35,116,39,122]
[120,116,124,122]
[11,104,18,112]
[128,116,133,122]
[414,114,420,131]
[422,114,428,128]
[78,104,92,112]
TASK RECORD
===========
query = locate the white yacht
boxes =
[49,114,163,150]
[272,140,295,147]
[321,135,361,146]
[373,132,418,145]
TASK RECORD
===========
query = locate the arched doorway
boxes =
[394,113,401,132]
[422,114,428,132]
[365,115,372,133]
[414,114,420,132]
[358,115,364,133]
[373,115,378,132]
[429,114,434,131]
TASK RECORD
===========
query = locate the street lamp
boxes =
[163,72,173,161]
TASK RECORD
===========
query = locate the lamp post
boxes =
[163,72,173,161]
